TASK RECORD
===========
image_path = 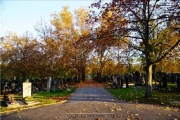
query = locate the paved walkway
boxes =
[1,82,180,120]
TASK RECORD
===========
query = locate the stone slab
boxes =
[23,82,32,98]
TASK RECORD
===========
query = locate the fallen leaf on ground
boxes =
[116,108,122,111]
[110,109,114,112]
[165,107,170,110]
[126,116,131,120]
[173,108,178,112]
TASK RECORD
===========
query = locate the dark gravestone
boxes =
[113,76,117,86]
[159,73,163,89]
[132,72,136,82]
[129,74,133,83]
[162,74,167,91]
[124,75,129,88]
[121,76,124,88]
[53,79,57,91]
[170,74,176,83]
[135,71,141,85]
[1,81,5,95]
[117,75,121,87]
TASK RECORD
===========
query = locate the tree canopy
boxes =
[1,1,180,97]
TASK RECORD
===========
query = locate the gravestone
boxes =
[23,80,32,98]
[162,74,167,89]
[47,76,52,92]
[170,74,176,83]
[117,75,121,87]
[135,71,141,85]
[11,82,15,90]
[3,83,15,105]
[124,75,129,88]
[53,79,57,91]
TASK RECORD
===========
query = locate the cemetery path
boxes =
[1,80,180,120]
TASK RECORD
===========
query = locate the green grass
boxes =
[108,87,144,101]
[168,83,177,88]
[32,87,77,104]
[108,86,180,106]
[33,87,76,98]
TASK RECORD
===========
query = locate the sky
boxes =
[0,0,98,38]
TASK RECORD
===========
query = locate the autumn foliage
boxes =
[1,1,180,98]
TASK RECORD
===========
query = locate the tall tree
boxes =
[72,7,91,82]
[51,6,91,82]
[35,19,62,80]
[90,0,180,97]
[1,33,39,80]
[85,5,128,82]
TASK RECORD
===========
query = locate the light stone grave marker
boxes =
[23,81,32,98]
[47,76,52,92]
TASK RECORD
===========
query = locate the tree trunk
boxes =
[97,67,103,83]
[145,64,152,98]
[77,69,82,83]
[81,66,86,82]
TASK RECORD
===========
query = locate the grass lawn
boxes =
[32,87,77,104]
[108,85,180,107]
